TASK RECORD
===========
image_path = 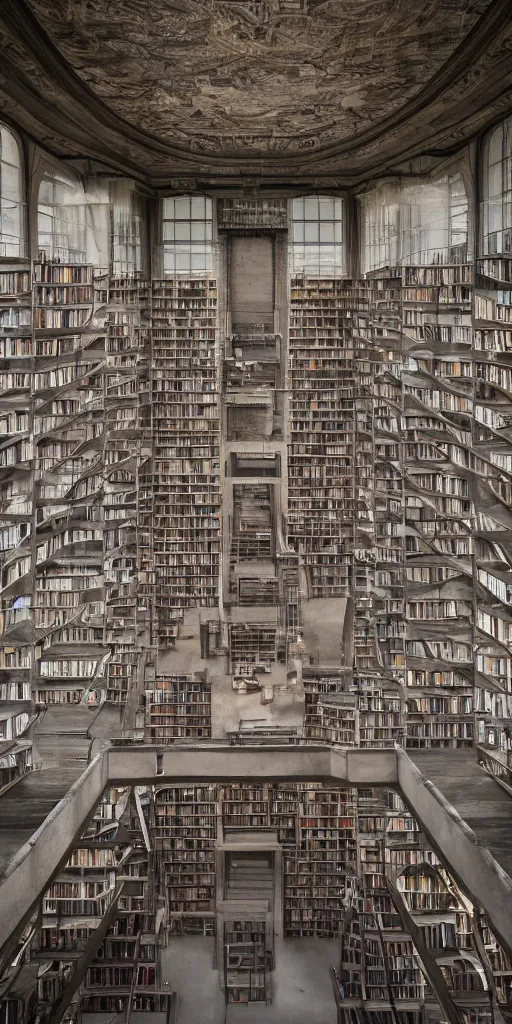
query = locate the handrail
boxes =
[477,744,512,794]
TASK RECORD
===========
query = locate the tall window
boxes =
[111,180,143,276]
[38,170,87,264]
[447,175,468,261]
[0,125,24,257]
[482,117,512,255]
[360,184,399,273]
[291,196,345,277]
[400,175,468,266]
[360,174,468,272]
[162,196,213,276]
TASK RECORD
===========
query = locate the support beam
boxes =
[387,878,466,1024]
[0,743,511,971]
[106,744,398,786]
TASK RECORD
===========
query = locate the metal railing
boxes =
[477,745,512,793]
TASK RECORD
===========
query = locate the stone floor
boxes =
[226,937,338,1024]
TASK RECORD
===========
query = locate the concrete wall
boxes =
[302,598,349,668]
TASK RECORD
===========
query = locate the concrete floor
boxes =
[225,938,338,1024]
[210,669,305,739]
[161,936,225,1024]
[161,935,338,1024]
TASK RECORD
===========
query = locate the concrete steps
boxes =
[0,768,85,878]
[220,900,270,919]
[33,706,95,767]
[226,854,274,902]
[0,704,116,879]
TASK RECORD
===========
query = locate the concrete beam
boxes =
[105,744,398,786]
[387,877,466,1024]
[343,748,398,786]
[108,744,333,784]
[0,743,511,970]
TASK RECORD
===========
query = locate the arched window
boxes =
[291,195,345,277]
[0,124,24,257]
[162,196,213,276]
[482,116,512,255]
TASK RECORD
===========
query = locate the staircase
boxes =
[225,852,274,902]
[0,706,97,880]
[34,705,94,769]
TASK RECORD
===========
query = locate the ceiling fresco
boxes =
[0,0,511,187]
[24,0,489,156]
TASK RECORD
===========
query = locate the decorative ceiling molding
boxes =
[0,0,511,187]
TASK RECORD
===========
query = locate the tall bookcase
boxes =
[288,278,357,599]
[0,265,33,782]
[149,277,220,647]
[103,276,151,706]
[154,784,218,927]
[32,260,107,707]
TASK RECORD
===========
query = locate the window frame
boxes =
[0,123,26,259]
[290,194,346,278]
[161,195,214,278]
[37,168,88,265]
[481,116,512,256]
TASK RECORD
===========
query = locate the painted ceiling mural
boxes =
[0,0,510,185]
[24,0,490,157]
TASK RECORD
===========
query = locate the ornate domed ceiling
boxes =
[0,0,511,188]
[18,0,494,156]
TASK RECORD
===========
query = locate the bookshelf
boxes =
[154,784,217,924]
[218,198,287,230]
[84,821,157,990]
[334,785,500,1024]
[225,919,267,1003]
[33,263,93,330]
[304,691,358,745]
[0,261,33,761]
[149,277,220,647]
[282,784,358,938]
[145,674,211,741]
[37,785,177,1022]
[102,275,150,707]
[288,278,360,598]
